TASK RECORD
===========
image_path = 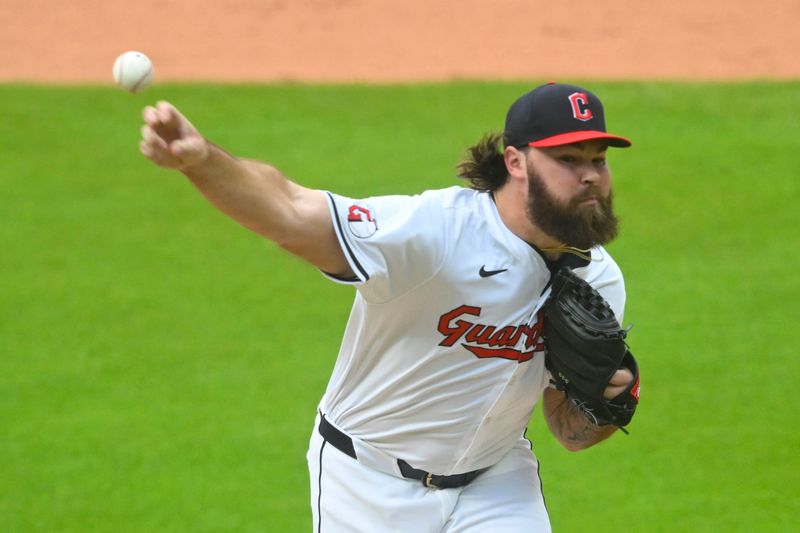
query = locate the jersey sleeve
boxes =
[323,190,449,303]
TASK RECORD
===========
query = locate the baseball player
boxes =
[139,82,637,532]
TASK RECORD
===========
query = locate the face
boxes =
[525,140,619,249]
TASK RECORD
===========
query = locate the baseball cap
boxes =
[504,82,631,148]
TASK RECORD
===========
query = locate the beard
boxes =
[526,162,619,249]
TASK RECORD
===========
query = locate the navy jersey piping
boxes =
[326,192,369,282]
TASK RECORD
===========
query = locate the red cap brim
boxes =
[529,130,631,148]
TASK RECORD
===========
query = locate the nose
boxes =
[579,163,601,185]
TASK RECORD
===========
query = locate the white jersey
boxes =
[320,186,625,475]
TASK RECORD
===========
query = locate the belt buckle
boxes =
[424,472,441,489]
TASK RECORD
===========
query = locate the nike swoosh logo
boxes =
[479,266,508,278]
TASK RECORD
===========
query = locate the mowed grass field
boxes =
[1,82,798,532]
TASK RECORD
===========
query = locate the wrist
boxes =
[179,138,213,174]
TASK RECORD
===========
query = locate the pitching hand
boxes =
[140,101,209,171]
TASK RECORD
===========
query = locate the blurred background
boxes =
[2,0,799,83]
[2,1,799,532]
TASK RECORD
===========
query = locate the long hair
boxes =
[456,133,509,192]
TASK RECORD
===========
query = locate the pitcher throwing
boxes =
[138,82,640,532]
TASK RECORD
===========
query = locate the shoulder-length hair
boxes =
[456,133,509,192]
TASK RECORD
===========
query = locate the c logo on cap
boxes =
[568,92,593,122]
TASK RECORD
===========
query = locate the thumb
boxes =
[170,137,209,166]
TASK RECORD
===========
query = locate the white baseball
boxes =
[113,51,153,93]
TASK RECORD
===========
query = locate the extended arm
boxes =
[139,101,352,278]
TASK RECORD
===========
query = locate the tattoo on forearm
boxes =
[567,424,593,443]
[555,397,602,443]
[564,402,593,442]
[545,389,615,448]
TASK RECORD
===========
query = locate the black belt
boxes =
[318,415,486,489]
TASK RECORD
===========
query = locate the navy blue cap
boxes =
[504,83,631,148]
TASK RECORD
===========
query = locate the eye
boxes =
[593,157,607,167]
[558,155,577,164]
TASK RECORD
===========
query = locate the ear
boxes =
[504,146,528,183]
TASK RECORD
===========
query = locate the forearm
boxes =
[140,101,351,276]
[182,142,351,275]
[182,142,301,240]
[542,388,617,451]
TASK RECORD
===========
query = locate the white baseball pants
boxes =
[306,419,551,532]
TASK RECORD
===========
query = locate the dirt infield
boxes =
[2,0,798,83]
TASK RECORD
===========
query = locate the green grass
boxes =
[1,82,798,532]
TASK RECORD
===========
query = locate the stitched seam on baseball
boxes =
[131,65,149,92]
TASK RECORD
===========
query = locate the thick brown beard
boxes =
[526,164,619,249]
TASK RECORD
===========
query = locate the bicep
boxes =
[277,186,353,278]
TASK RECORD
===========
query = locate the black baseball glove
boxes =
[542,267,640,430]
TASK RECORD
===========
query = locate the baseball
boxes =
[112,51,153,93]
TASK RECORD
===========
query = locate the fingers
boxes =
[142,101,183,143]
[609,368,634,386]
[141,123,166,150]
[140,119,182,168]
[155,101,181,129]
[139,101,208,169]
[142,101,175,125]
[603,368,634,400]
[140,136,181,168]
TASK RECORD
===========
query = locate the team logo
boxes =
[568,92,593,122]
[346,203,378,238]
[437,305,545,362]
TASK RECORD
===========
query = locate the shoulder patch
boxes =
[346,202,378,238]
